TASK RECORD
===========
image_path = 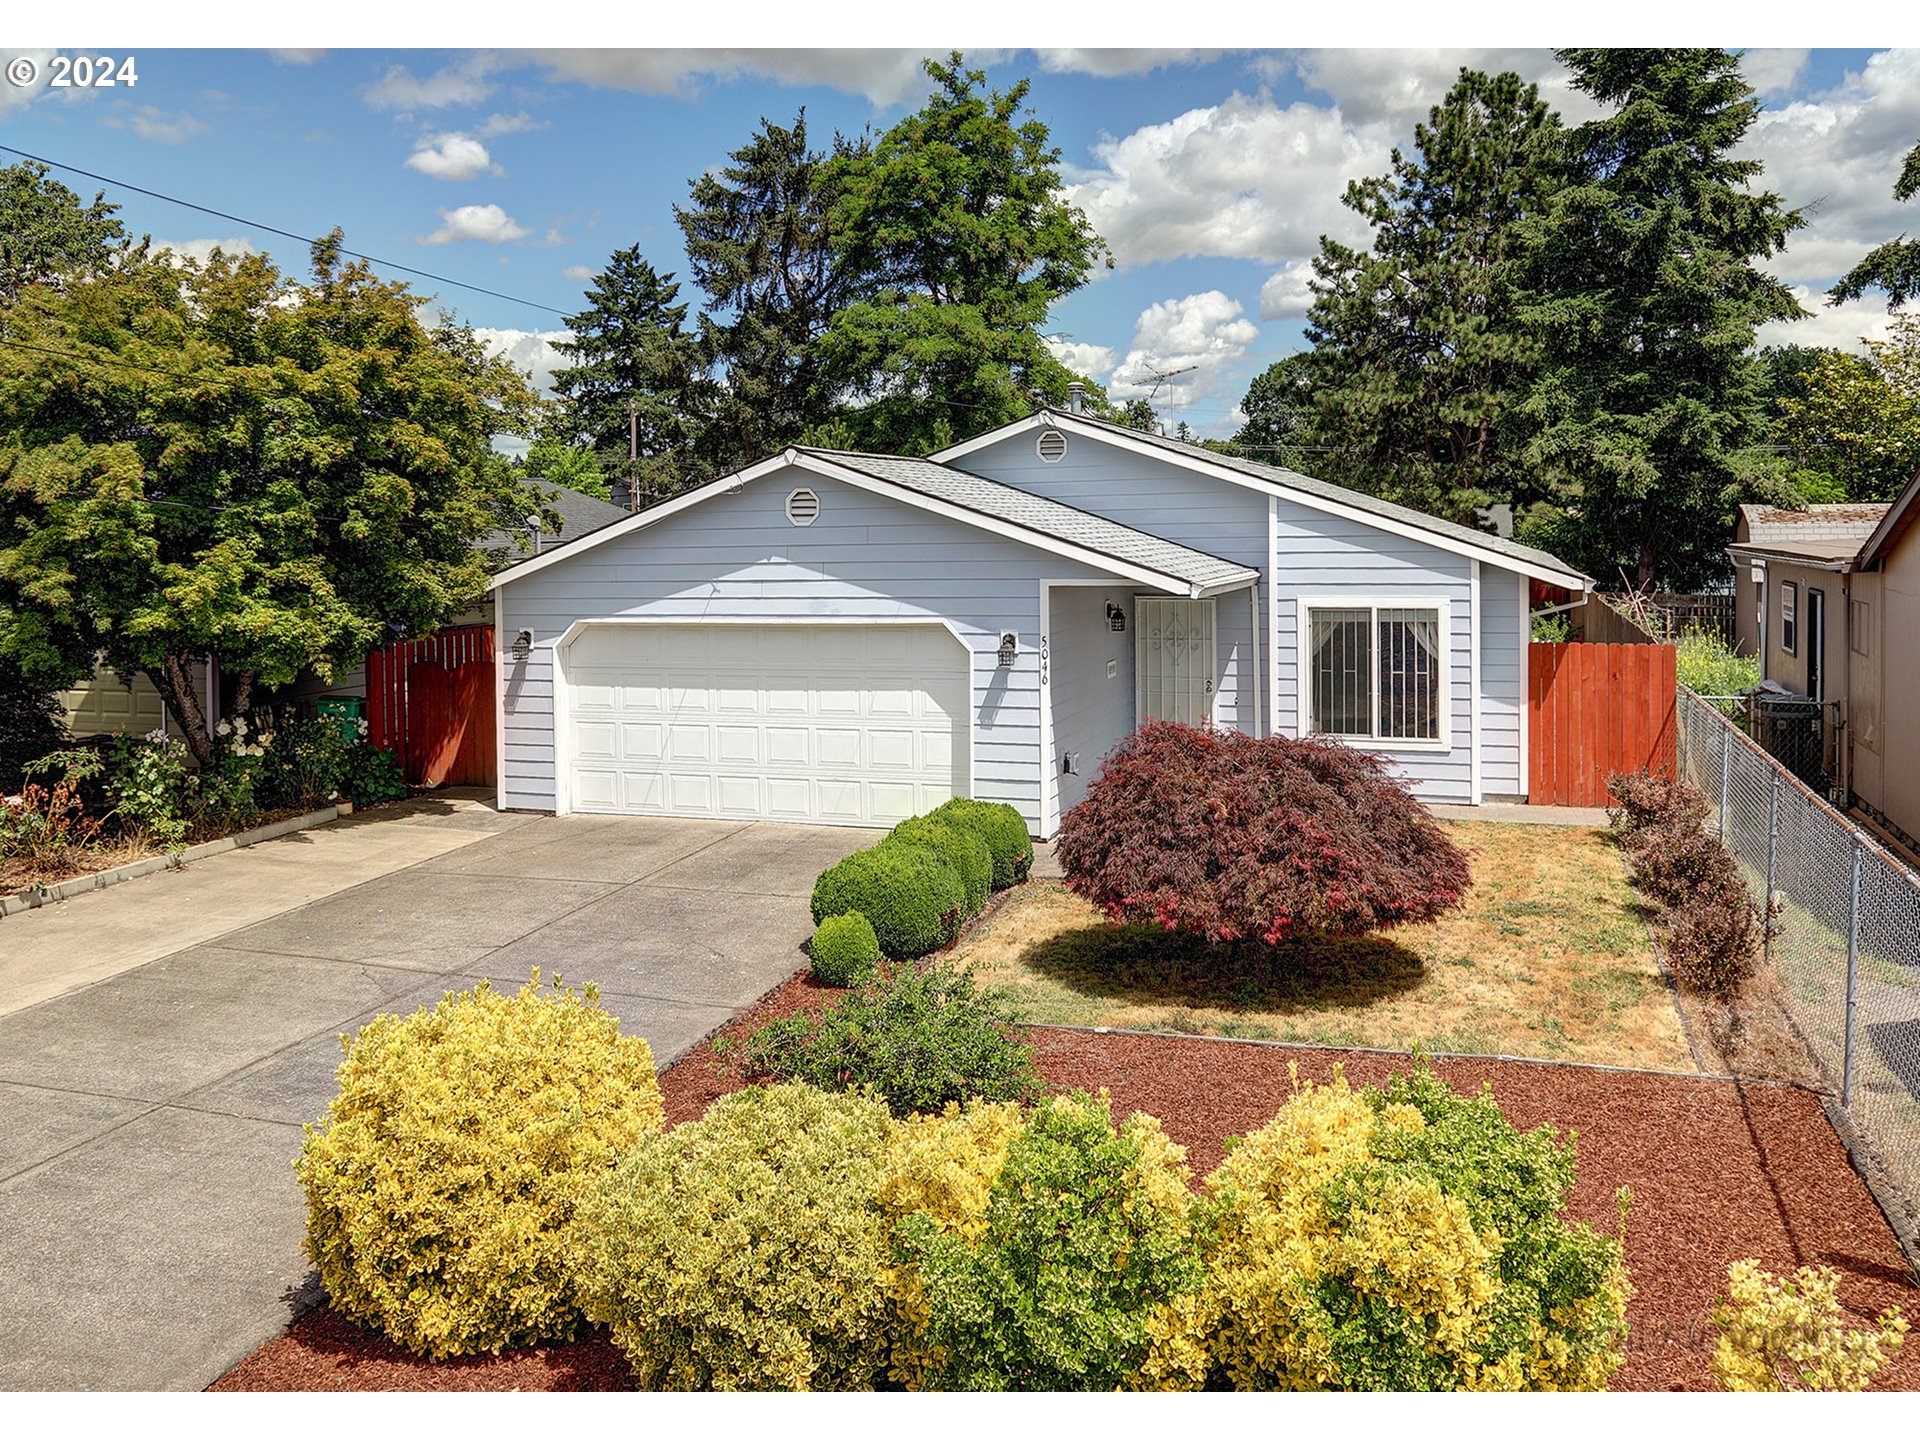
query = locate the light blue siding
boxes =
[494,467,1117,833]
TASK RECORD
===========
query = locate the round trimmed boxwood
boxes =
[889,816,992,915]
[930,798,1033,889]
[811,911,883,987]
[810,843,967,959]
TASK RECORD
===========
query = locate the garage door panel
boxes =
[566,624,968,826]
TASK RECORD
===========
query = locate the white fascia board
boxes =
[952,410,1590,591]
[487,452,800,591]
[928,412,1047,463]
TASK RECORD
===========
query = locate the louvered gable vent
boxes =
[786,488,820,525]
[1036,429,1069,463]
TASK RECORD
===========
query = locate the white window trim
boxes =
[1294,595,1453,752]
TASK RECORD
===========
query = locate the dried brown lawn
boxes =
[949,820,1695,1071]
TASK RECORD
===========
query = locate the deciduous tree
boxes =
[0,160,128,305]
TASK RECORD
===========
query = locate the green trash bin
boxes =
[316,695,366,743]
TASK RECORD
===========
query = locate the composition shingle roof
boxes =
[798,447,1261,594]
[1737,503,1890,545]
[1031,408,1589,583]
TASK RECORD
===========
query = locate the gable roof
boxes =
[1856,470,1920,569]
[488,447,1260,598]
[478,478,628,562]
[1737,502,1889,547]
[931,407,1590,589]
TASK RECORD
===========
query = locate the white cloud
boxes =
[155,236,259,266]
[1258,260,1318,320]
[1757,286,1896,352]
[1744,48,1812,97]
[1063,91,1387,268]
[1108,291,1259,411]
[1035,50,1221,79]
[405,134,500,181]
[112,105,207,144]
[472,326,572,395]
[364,57,499,112]
[523,48,978,108]
[562,263,596,282]
[419,203,530,245]
[476,111,541,137]
[268,49,326,66]
[1281,49,1612,130]
[1043,337,1118,379]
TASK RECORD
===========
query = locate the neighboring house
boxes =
[1724,479,1920,847]
[1727,504,1888,668]
[487,406,1590,838]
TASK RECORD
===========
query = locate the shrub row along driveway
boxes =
[0,800,866,1391]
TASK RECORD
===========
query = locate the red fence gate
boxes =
[1528,642,1677,807]
[365,625,496,788]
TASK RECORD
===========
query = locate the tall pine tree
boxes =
[675,111,870,470]
[819,54,1111,454]
[1302,69,1567,523]
[1830,141,1920,310]
[1521,49,1803,590]
[550,247,710,501]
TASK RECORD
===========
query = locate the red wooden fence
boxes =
[1527,642,1677,807]
[366,625,496,788]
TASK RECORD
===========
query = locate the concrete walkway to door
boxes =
[0,799,867,1391]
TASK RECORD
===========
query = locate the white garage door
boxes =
[563,624,970,825]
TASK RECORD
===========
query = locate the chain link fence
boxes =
[1677,687,1920,1245]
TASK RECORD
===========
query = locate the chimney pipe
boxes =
[1066,381,1085,416]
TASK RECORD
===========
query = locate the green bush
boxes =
[581,1082,897,1391]
[1145,1065,1631,1391]
[931,798,1033,889]
[341,741,408,807]
[0,660,68,795]
[295,973,664,1358]
[889,816,992,915]
[1676,626,1759,702]
[892,1090,1204,1390]
[105,730,193,845]
[811,843,966,959]
[811,912,882,987]
[738,964,1039,1117]
[250,709,346,811]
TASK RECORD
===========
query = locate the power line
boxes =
[0,144,573,320]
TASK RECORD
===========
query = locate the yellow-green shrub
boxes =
[1143,1065,1631,1391]
[1712,1260,1907,1391]
[295,973,662,1358]
[581,1082,898,1391]
[889,1090,1205,1391]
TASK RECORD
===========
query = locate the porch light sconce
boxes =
[512,628,534,662]
[1106,601,1127,633]
[997,631,1019,668]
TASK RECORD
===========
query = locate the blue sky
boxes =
[3,43,1916,439]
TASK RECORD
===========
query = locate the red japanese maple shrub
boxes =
[1053,721,1472,945]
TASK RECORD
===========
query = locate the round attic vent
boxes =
[786,488,820,526]
[1036,428,1069,463]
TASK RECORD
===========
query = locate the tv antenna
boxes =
[1142,363,1197,404]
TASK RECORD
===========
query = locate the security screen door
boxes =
[1135,597,1216,726]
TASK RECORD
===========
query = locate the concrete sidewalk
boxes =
[0,802,866,1390]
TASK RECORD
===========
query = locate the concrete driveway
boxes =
[0,799,867,1391]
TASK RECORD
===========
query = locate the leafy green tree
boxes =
[519,435,611,503]
[0,235,537,765]
[1234,352,1321,469]
[819,54,1112,454]
[1303,70,1568,523]
[551,247,710,501]
[1521,49,1805,590]
[675,111,870,469]
[0,160,128,305]
[1777,314,1920,502]
[1830,142,1920,310]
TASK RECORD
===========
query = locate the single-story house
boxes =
[487,405,1591,838]
[1727,503,1889,671]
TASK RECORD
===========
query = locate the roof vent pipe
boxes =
[1066,381,1085,416]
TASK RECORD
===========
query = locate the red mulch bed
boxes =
[212,975,1920,1392]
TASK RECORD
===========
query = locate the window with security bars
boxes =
[1306,603,1443,742]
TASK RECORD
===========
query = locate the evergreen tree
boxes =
[675,111,870,469]
[819,54,1112,454]
[550,248,709,501]
[1830,142,1920,310]
[1521,49,1804,590]
[1302,70,1567,523]
[0,160,128,304]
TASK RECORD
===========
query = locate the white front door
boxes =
[1135,597,1216,726]
[563,623,969,825]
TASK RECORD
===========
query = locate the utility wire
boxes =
[0,144,573,319]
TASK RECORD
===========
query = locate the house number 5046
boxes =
[1039,635,1049,686]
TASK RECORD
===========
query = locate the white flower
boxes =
[233,716,249,734]
[356,718,370,736]
[216,721,231,737]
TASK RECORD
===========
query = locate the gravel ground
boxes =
[213,974,1919,1392]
